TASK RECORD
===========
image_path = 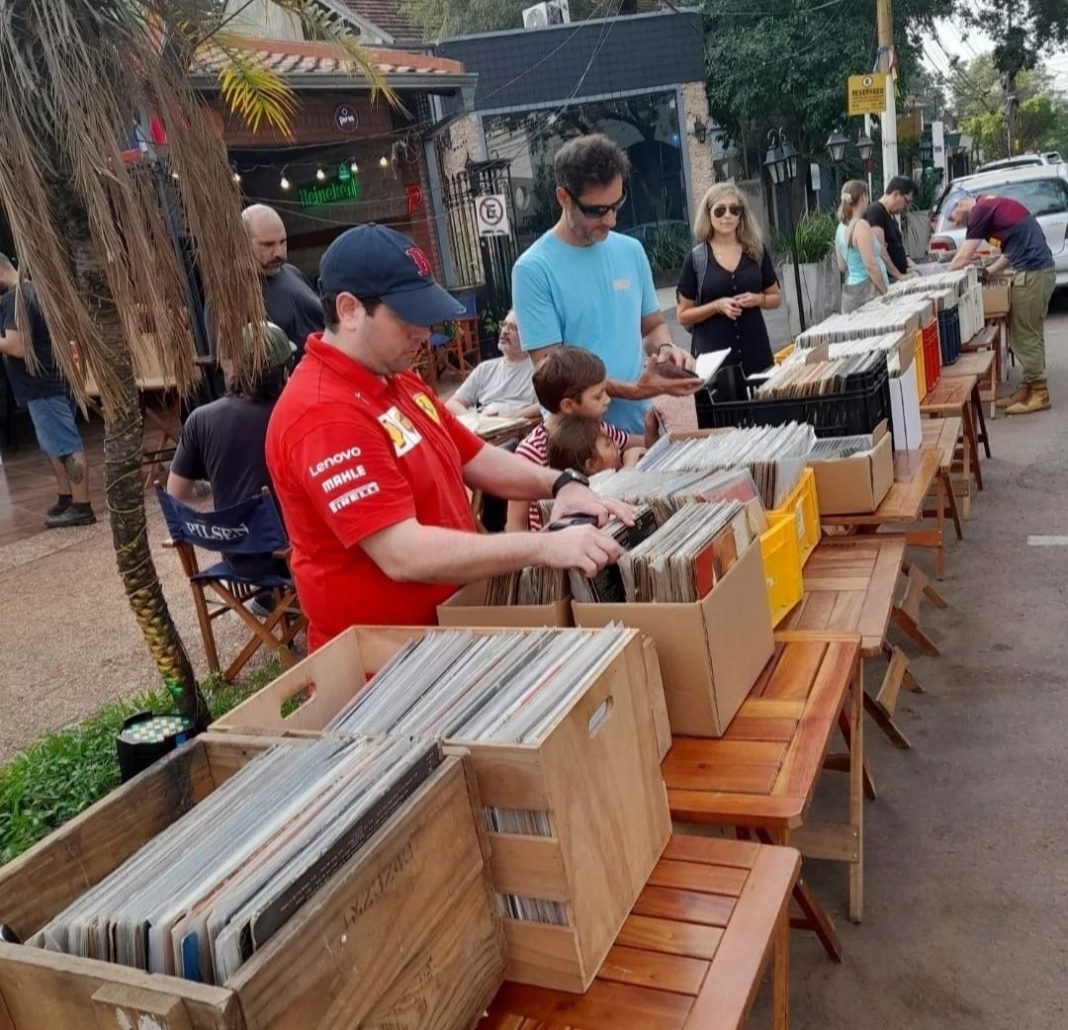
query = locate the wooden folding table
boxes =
[920,374,985,500]
[920,416,966,531]
[779,536,920,755]
[664,633,863,963]
[482,836,800,1030]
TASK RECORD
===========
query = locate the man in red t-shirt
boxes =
[266,223,633,650]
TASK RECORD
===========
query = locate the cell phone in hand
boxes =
[654,361,700,380]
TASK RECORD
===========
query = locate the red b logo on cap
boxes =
[406,246,431,277]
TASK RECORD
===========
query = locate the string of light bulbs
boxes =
[234,139,415,191]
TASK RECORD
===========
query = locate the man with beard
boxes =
[511,134,701,435]
[241,204,324,361]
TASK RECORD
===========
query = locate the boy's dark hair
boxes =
[554,134,630,199]
[321,294,381,331]
[531,346,607,413]
[546,414,605,473]
[886,176,916,197]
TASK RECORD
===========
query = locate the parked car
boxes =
[976,152,1062,173]
[928,164,1068,286]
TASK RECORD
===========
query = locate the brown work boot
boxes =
[996,382,1030,408]
[1006,380,1050,416]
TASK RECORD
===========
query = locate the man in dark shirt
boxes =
[241,204,324,361]
[167,322,295,604]
[948,191,1056,414]
[0,254,96,528]
[863,176,916,279]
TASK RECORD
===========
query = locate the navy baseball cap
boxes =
[319,223,465,326]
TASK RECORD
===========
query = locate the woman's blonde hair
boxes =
[694,183,764,260]
[837,180,869,225]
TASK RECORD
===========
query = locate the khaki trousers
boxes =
[1009,268,1056,383]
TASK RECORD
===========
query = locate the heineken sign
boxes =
[298,174,361,209]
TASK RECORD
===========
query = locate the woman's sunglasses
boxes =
[712,203,743,218]
[566,187,628,219]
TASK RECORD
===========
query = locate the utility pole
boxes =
[877,0,898,187]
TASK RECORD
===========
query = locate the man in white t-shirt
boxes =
[445,310,539,419]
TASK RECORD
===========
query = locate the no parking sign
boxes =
[475,194,510,237]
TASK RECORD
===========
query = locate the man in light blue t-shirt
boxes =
[512,134,702,434]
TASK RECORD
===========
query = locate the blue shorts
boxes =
[26,395,84,459]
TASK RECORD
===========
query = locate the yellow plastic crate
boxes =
[770,466,821,566]
[759,511,804,627]
[773,343,796,365]
[913,329,926,402]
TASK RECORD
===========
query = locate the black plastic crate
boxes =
[938,308,961,365]
[696,356,892,438]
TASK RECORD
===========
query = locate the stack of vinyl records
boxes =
[755,352,883,400]
[636,422,814,509]
[567,507,658,603]
[28,737,440,983]
[619,502,746,603]
[796,295,935,347]
[590,467,764,526]
[322,625,634,926]
[776,332,909,374]
[486,565,569,606]
[808,433,876,459]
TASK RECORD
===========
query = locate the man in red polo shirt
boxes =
[266,223,632,650]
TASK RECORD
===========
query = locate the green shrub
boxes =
[777,211,837,264]
[0,665,281,865]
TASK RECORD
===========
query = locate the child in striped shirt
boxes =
[507,346,635,532]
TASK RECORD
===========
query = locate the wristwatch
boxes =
[551,468,590,497]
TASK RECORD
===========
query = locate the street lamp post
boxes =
[825,128,849,198]
[766,127,806,333]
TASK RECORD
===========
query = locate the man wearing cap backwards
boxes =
[266,223,633,651]
[947,191,1056,415]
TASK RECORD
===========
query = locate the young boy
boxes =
[508,346,640,531]
[546,415,625,476]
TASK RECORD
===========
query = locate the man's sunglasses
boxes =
[566,187,627,219]
[712,204,743,218]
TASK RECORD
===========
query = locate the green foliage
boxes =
[641,221,693,275]
[0,664,281,865]
[913,166,944,211]
[963,1,1068,80]
[778,211,836,265]
[700,0,953,171]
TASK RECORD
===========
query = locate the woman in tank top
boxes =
[835,180,889,314]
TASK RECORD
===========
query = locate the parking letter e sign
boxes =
[475,194,510,237]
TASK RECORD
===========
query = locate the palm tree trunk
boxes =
[62,194,211,732]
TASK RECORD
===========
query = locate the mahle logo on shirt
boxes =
[378,406,423,456]
[412,392,440,425]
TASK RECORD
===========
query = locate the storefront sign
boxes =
[405,184,424,214]
[334,104,360,134]
[475,194,509,236]
[847,73,887,117]
[298,175,362,209]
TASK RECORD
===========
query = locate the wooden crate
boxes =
[210,626,673,993]
[0,734,504,1030]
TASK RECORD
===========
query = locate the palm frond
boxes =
[213,43,298,136]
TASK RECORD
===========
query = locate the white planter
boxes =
[780,254,841,337]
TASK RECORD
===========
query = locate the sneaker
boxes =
[248,594,276,618]
[1006,381,1051,416]
[45,495,72,518]
[44,504,97,529]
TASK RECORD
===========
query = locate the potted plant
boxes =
[903,167,944,260]
[777,211,839,336]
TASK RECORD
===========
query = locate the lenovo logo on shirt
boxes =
[308,447,363,478]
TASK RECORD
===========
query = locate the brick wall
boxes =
[439,114,483,179]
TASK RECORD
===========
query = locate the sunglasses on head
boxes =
[566,187,627,219]
[712,203,743,218]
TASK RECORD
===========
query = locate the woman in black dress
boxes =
[676,183,782,374]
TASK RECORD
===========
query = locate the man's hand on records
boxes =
[538,523,625,577]
[550,484,636,528]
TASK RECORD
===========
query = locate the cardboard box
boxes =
[889,363,923,452]
[0,736,505,1030]
[807,420,894,514]
[983,282,1011,317]
[571,541,774,738]
[437,579,573,628]
[211,625,671,993]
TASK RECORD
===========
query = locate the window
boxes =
[997,179,1068,218]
